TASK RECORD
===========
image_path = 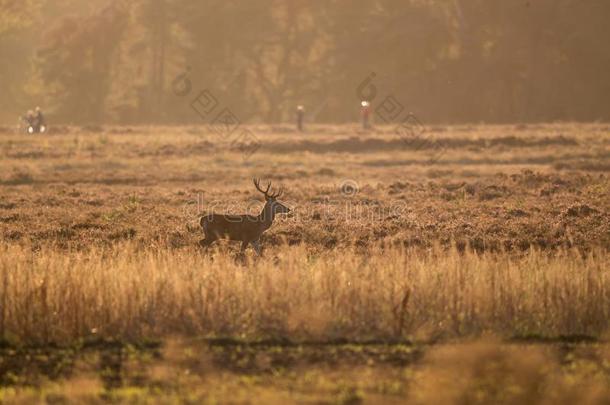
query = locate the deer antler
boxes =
[268,186,283,199]
[253,178,271,197]
[253,178,283,199]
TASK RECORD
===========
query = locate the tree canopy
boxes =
[1,0,609,124]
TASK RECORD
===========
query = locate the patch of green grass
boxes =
[1,341,609,404]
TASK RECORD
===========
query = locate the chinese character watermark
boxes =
[356,72,447,163]
[172,67,261,160]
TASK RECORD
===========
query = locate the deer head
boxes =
[253,178,291,220]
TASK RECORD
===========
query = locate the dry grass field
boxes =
[0,123,609,403]
[0,123,608,252]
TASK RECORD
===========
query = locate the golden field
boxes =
[0,123,609,403]
[0,123,608,252]
[0,244,609,344]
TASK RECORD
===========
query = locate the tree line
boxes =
[1,0,609,125]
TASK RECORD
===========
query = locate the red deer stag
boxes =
[199,179,291,255]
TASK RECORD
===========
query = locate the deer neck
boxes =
[259,201,276,229]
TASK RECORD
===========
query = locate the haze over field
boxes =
[0,1,609,404]
[1,0,610,124]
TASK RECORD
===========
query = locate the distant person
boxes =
[18,114,29,134]
[21,107,47,134]
[360,101,371,130]
[25,110,36,130]
[34,107,45,131]
[296,105,305,132]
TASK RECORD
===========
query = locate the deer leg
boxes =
[251,240,262,256]
[233,241,248,264]
[199,238,215,249]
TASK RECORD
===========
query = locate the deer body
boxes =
[199,179,290,255]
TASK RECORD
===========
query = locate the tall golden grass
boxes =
[1,243,608,344]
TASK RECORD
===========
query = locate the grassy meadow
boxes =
[0,123,609,403]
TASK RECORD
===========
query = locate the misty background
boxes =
[1,0,609,125]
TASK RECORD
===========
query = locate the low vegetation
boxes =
[0,124,608,403]
[1,340,609,404]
